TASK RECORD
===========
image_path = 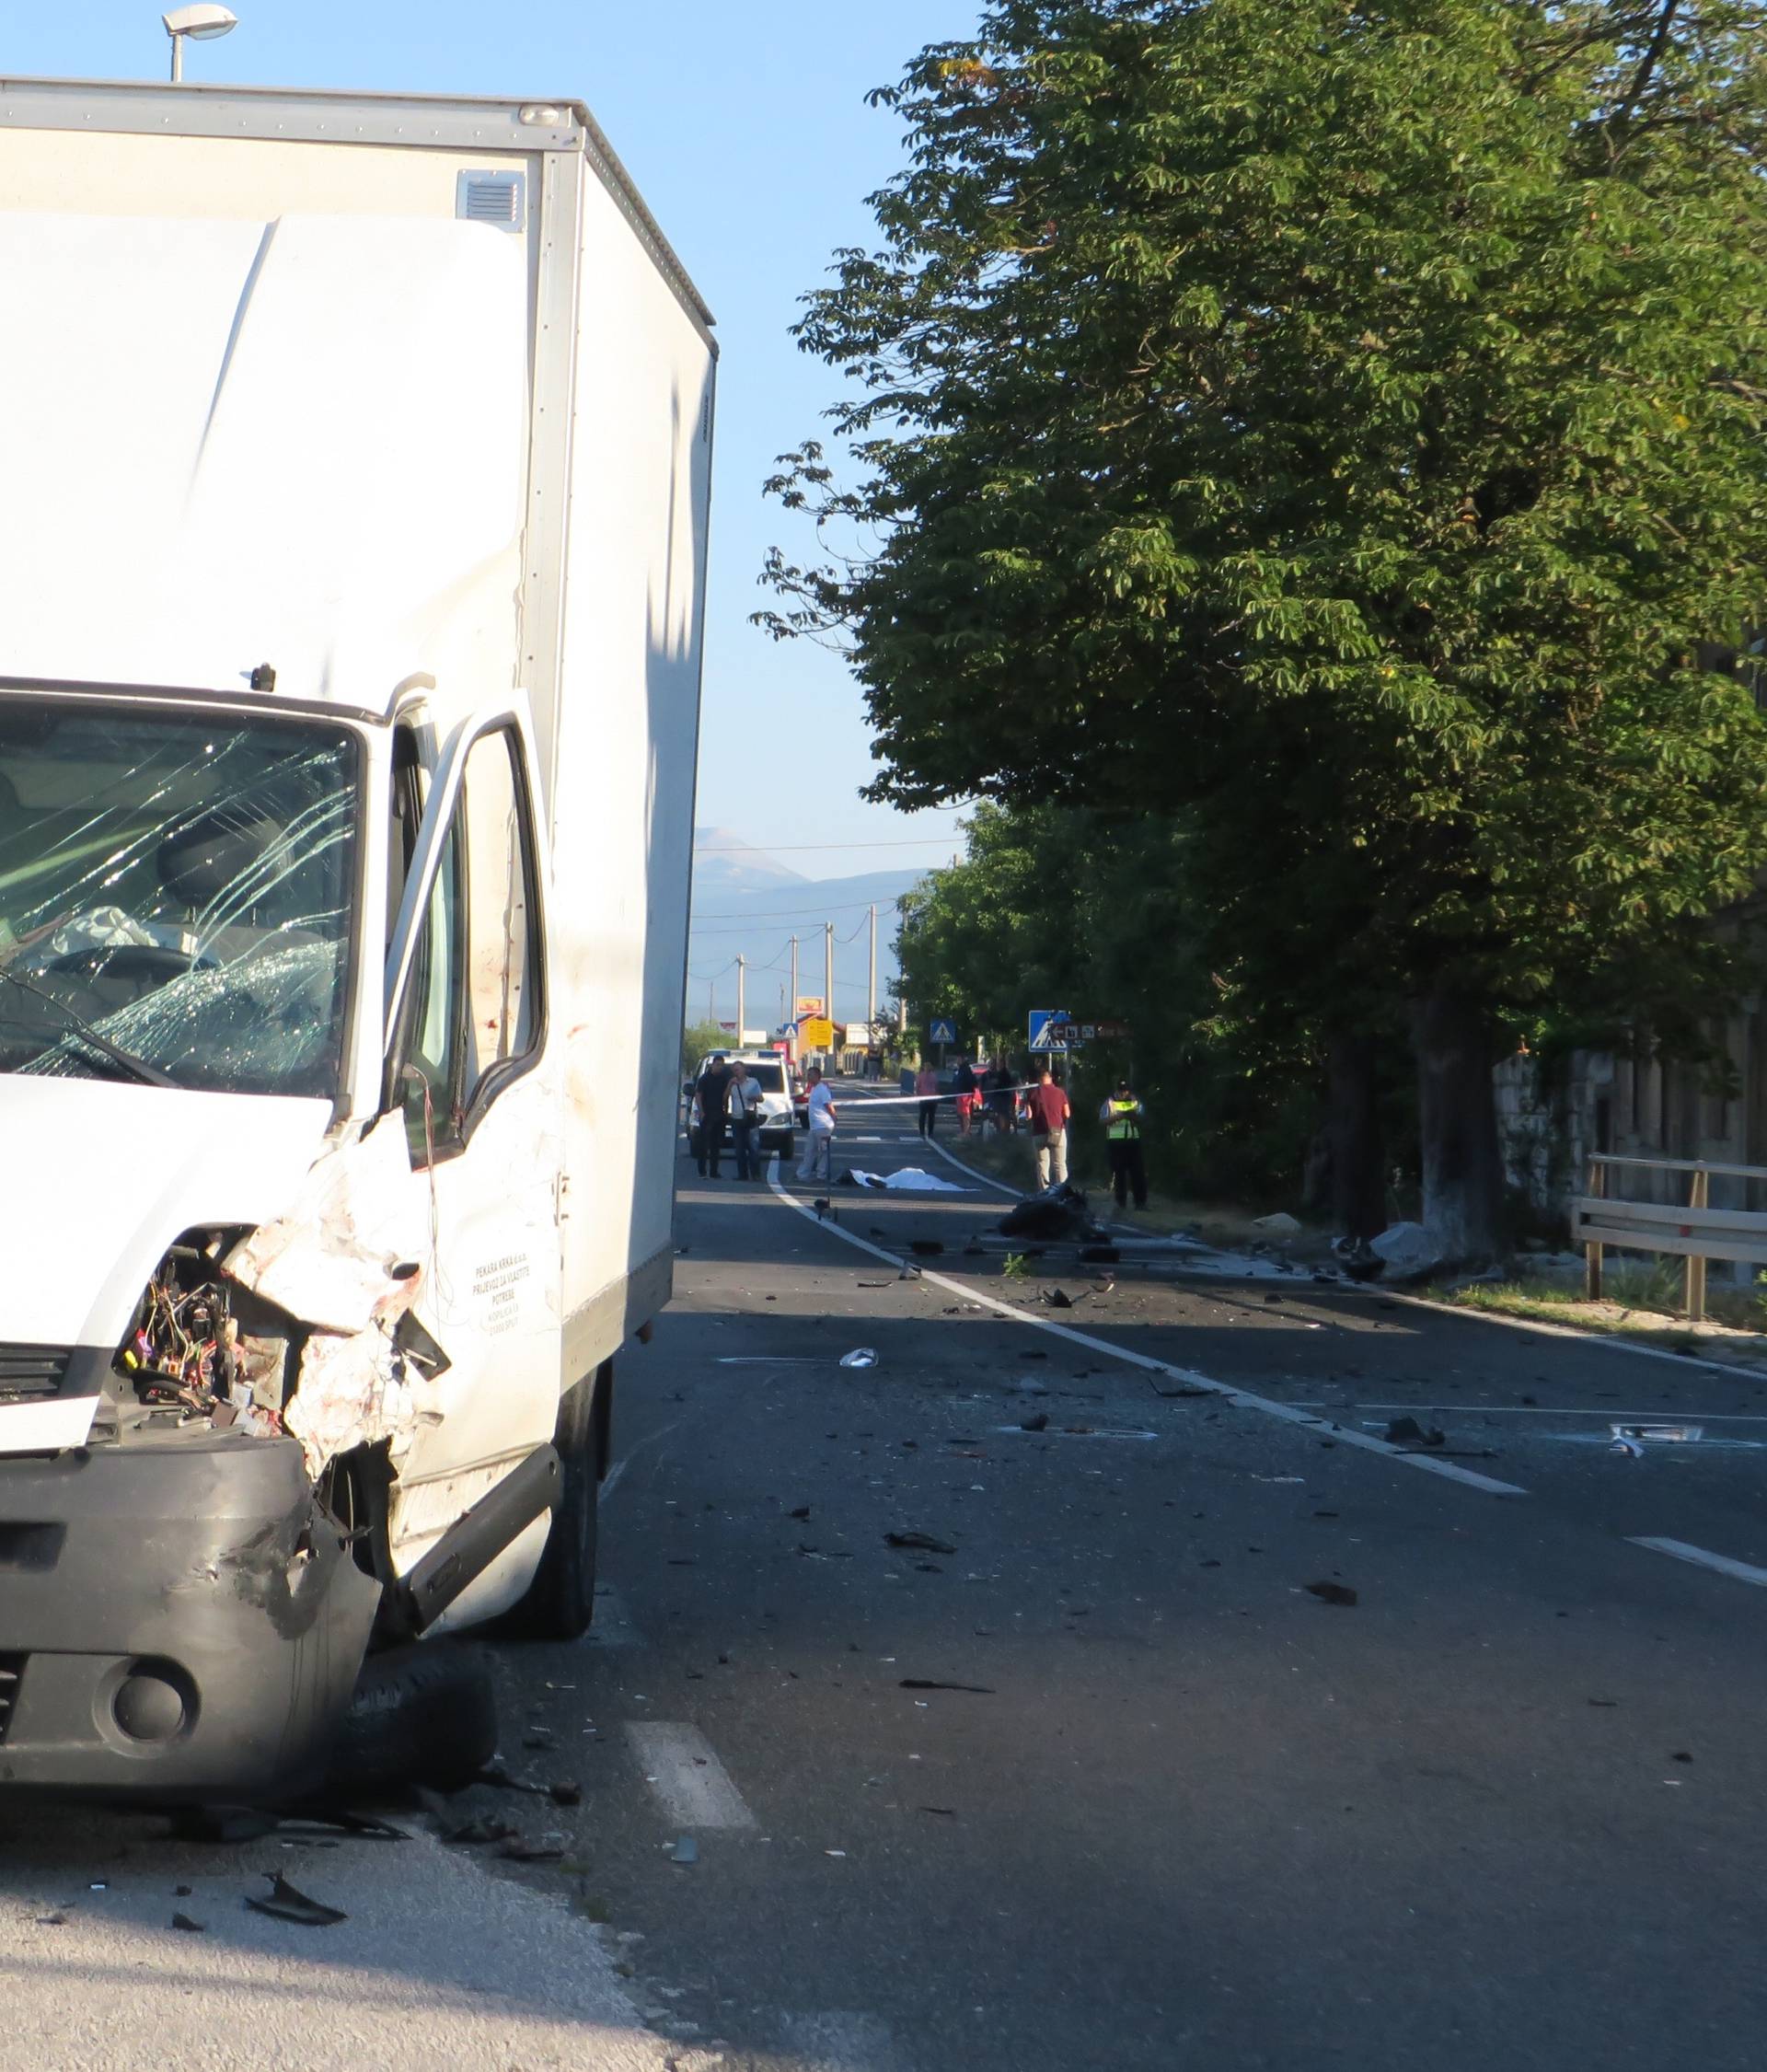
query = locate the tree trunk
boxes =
[1411,985,1506,1265]
[1326,1029,1387,1241]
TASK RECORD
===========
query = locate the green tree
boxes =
[765,0,1767,1258]
[896,802,1336,1200]
[681,1018,730,1081]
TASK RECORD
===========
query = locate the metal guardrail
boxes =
[1574,1153,1767,1320]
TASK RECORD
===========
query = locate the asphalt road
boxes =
[3,1078,1764,2069]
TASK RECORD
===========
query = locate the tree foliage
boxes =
[765,0,1767,1251]
[895,802,1332,1198]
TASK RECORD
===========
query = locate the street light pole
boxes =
[164,5,238,83]
[824,921,835,1050]
[735,955,745,1046]
[867,903,877,1033]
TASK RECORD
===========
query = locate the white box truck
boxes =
[0,78,713,1798]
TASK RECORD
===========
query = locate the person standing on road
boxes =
[726,1060,762,1180]
[953,1054,979,1136]
[1026,1063,1071,1191]
[1100,1079,1149,1210]
[986,1057,1015,1134]
[696,1052,733,1179]
[915,1060,941,1139]
[797,1063,837,1182]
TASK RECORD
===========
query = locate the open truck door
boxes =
[376,701,566,1628]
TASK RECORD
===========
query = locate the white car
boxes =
[687,1051,797,1156]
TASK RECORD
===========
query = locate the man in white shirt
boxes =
[797,1064,837,1182]
[727,1060,763,1180]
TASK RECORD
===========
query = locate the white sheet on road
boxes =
[844,1167,967,1193]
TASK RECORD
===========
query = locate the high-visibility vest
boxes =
[1107,1099,1141,1141]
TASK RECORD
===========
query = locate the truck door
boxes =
[380,705,562,1580]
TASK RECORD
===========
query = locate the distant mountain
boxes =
[687,848,937,1035]
[690,827,807,900]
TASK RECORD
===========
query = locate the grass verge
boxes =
[1427,1267,1767,1362]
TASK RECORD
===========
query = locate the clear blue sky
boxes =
[5,0,980,878]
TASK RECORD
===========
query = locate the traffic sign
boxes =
[929,1018,958,1046]
[1029,1009,1076,1054]
[799,1016,835,1049]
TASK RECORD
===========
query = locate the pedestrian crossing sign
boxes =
[929,1018,958,1045]
[1028,1009,1075,1053]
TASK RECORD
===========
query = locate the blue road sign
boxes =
[929,1018,958,1045]
[1028,1008,1074,1053]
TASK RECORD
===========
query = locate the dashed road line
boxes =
[765,1156,1527,1498]
[1627,1537,1767,1590]
[626,1721,758,1830]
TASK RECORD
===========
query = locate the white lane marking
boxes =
[1628,1537,1767,1590]
[600,1456,628,1501]
[1295,1402,1767,1420]
[921,1133,1022,1197]
[587,1581,641,1646]
[626,1721,758,1830]
[764,1156,1526,1497]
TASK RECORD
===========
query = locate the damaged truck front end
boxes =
[0,688,419,1800]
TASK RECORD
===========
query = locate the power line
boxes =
[692,897,911,924]
[693,836,964,853]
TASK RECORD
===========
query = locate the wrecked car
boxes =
[0,77,713,1798]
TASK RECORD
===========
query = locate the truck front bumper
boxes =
[0,1432,379,1801]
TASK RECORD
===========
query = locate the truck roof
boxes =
[0,75,712,339]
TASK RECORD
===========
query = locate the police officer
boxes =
[1098,1078,1148,1210]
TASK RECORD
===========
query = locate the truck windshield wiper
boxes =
[0,967,182,1090]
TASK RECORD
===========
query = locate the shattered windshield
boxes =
[0,697,358,1098]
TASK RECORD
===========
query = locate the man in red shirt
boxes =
[1026,1064,1071,1191]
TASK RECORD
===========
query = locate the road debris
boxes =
[885,1530,958,1555]
[1022,1412,1050,1431]
[170,1912,206,1933]
[1044,1289,1075,1309]
[670,1837,699,1866]
[246,1874,347,1927]
[900,1678,994,1693]
[445,1815,519,1846]
[500,1837,565,1864]
[839,1349,879,1369]
[1384,1415,1445,1448]
[1304,1580,1358,1606]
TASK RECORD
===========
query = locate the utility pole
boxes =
[735,955,745,1045]
[867,903,877,1034]
[824,921,835,1046]
[790,935,799,1020]
[708,977,714,1024]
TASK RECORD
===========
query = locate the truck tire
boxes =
[506,1366,601,1641]
[327,1641,498,1795]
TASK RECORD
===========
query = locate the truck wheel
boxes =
[506,1366,601,1640]
[327,1642,498,1795]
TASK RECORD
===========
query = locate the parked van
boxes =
[0,77,713,1799]
[687,1050,797,1158]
